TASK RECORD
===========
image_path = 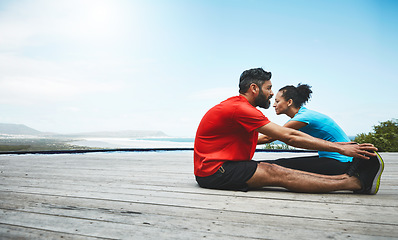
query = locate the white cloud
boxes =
[0,54,122,105]
[0,0,138,106]
[0,76,117,101]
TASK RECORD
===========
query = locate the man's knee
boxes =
[247,162,284,187]
[257,162,287,179]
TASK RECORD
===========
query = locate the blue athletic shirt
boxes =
[289,107,352,162]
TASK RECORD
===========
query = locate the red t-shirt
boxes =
[194,95,270,177]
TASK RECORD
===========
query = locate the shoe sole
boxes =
[370,151,385,194]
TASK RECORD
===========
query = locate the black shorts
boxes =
[195,161,258,192]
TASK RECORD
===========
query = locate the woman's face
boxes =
[273,91,290,115]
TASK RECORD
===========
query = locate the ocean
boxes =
[71,137,195,149]
[71,137,287,149]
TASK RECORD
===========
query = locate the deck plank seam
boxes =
[1,194,397,227]
[0,222,116,240]
[2,187,397,208]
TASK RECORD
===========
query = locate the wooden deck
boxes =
[1,151,397,239]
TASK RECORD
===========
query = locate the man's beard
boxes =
[255,89,271,109]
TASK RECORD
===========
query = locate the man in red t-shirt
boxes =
[194,68,384,194]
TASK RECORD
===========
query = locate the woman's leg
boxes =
[260,156,350,175]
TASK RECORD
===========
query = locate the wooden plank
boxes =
[1,209,252,240]
[1,193,395,239]
[1,151,397,239]
[0,224,112,240]
[0,153,396,209]
[1,186,397,227]
[1,177,397,207]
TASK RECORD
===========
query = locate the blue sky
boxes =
[0,0,397,137]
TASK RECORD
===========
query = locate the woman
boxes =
[258,83,353,175]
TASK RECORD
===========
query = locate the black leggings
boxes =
[260,155,351,175]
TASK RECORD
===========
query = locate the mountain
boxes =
[0,123,167,138]
[0,123,42,135]
[65,130,167,138]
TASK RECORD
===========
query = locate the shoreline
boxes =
[0,147,317,155]
[70,137,195,149]
[0,136,305,154]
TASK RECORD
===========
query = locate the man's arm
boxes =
[256,122,377,159]
[257,120,307,145]
[257,134,274,144]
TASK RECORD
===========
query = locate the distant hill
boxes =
[66,130,167,138]
[0,123,167,138]
[0,123,42,135]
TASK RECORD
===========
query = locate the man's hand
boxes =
[339,143,378,159]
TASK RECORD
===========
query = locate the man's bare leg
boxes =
[278,168,349,180]
[246,162,361,193]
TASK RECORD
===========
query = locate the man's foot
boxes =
[347,151,384,195]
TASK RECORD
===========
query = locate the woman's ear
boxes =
[287,99,293,107]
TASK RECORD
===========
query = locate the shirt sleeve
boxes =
[234,104,270,132]
[290,109,310,124]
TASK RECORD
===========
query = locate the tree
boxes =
[354,119,398,152]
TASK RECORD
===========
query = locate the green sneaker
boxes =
[351,151,384,195]
[370,152,385,194]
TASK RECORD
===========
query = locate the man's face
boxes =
[255,81,274,109]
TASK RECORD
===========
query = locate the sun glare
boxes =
[58,0,123,40]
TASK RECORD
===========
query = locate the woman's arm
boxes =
[257,120,307,145]
[256,122,377,159]
[284,120,307,130]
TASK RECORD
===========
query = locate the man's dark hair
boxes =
[239,68,272,94]
[279,83,312,108]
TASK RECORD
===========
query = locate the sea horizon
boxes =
[70,136,293,149]
[71,137,195,149]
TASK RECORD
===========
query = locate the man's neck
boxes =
[239,93,256,107]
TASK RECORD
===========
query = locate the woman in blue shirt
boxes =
[259,83,354,175]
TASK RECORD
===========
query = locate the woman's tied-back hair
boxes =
[239,68,272,94]
[279,83,312,108]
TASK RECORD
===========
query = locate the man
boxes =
[194,68,384,194]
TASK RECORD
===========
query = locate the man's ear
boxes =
[250,83,259,94]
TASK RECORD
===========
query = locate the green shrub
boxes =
[354,119,398,152]
[262,142,294,150]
